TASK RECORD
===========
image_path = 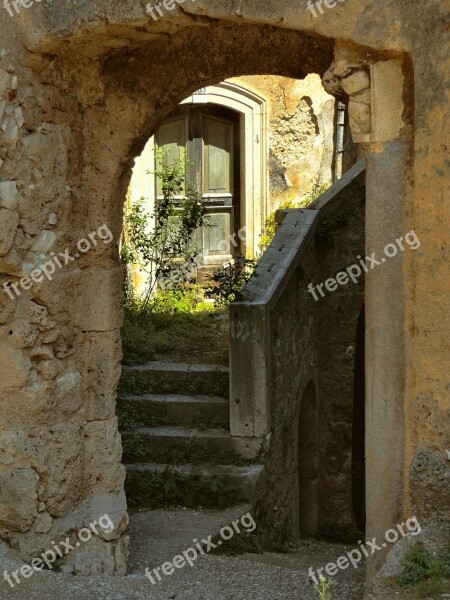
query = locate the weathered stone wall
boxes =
[0,0,448,583]
[313,164,366,536]
[253,162,366,543]
[253,230,319,542]
[232,74,335,211]
[0,16,334,572]
[0,48,129,572]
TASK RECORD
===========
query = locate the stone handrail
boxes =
[229,159,366,452]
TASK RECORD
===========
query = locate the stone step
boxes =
[117,394,229,429]
[121,426,261,463]
[125,462,263,509]
[120,362,229,398]
[123,361,229,382]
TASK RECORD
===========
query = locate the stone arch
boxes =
[0,10,413,580]
[130,80,269,262]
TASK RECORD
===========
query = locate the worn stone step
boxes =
[117,394,229,429]
[120,362,229,398]
[121,426,261,463]
[123,361,229,382]
[125,462,263,509]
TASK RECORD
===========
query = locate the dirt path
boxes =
[1,507,366,600]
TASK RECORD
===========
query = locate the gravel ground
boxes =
[1,507,366,600]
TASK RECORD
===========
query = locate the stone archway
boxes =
[0,22,337,574]
[0,5,425,583]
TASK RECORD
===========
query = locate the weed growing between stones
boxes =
[118,373,229,399]
[121,436,254,466]
[313,575,332,600]
[125,468,243,510]
[259,183,330,252]
[397,543,450,598]
[118,401,224,432]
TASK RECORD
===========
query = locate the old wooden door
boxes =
[155,105,241,269]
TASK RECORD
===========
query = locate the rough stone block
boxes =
[0,181,20,210]
[30,230,57,253]
[370,60,404,142]
[410,448,450,522]
[65,534,129,575]
[80,330,122,421]
[0,69,9,94]
[75,269,123,332]
[33,268,123,332]
[0,342,31,388]
[0,422,85,518]
[0,378,83,429]
[0,284,15,323]
[83,417,125,496]
[0,466,39,532]
[0,115,19,147]
[0,207,19,256]
[6,318,39,348]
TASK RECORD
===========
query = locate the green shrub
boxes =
[122,149,211,312]
[146,286,204,315]
[259,183,331,252]
[204,257,258,308]
[398,543,450,598]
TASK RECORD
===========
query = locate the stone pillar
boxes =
[323,58,409,578]
[229,303,269,457]
[365,139,408,577]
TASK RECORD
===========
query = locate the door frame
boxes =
[130,81,268,263]
[181,82,268,258]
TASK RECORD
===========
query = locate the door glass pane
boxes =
[203,116,232,194]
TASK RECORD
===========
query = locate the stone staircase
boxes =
[117,361,263,510]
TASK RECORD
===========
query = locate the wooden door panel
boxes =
[203,116,233,195]
[203,211,233,264]
[155,117,187,196]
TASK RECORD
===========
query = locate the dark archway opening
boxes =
[298,380,320,537]
[352,305,366,533]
